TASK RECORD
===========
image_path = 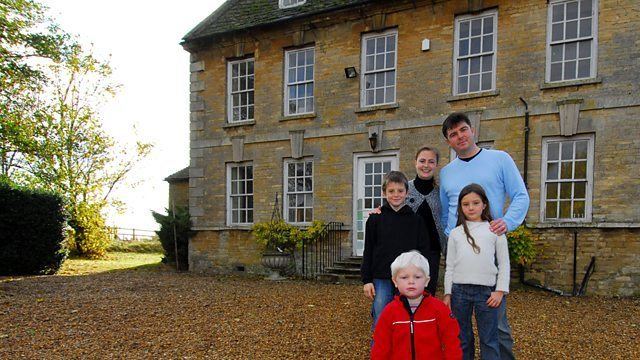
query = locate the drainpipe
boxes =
[519,97,530,188]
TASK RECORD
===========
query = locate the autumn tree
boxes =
[0,0,72,181]
[23,45,152,257]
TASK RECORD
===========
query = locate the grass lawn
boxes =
[58,252,164,276]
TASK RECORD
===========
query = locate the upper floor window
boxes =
[361,29,397,107]
[453,10,497,95]
[280,0,306,9]
[227,58,254,123]
[227,162,254,225]
[284,159,313,224]
[540,135,594,222]
[546,0,598,82]
[284,47,314,116]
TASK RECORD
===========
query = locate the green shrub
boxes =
[252,220,325,253]
[108,238,163,253]
[507,225,537,266]
[152,206,191,270]
[0,184,68,275]
[68,202,110,259]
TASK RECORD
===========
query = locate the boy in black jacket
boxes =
[361,170,430,329]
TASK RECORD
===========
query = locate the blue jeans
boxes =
[451,284,500,360]
[497,296,515,360]
[371,278,395,330]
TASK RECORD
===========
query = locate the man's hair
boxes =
[442,112,471,138]
[390,250,430,279]
[382,170,409,192]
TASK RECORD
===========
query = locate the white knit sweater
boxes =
[444,221,510,295]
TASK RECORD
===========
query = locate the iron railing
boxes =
[301,222,344,279]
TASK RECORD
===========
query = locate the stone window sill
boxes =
[446,90,500,102]
[540,77,602,90]
[356,103,399,113]
[280,113,316,122]
[526,222,640,229]
[222,120,256,129]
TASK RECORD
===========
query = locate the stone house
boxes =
[181,0,640,296]
[165,167,190,210]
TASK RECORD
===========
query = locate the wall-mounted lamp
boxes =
[344,66,358,79]
[368,132,378,151]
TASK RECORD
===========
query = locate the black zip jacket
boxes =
[360,204,430,284]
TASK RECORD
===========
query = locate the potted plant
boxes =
[252,220,325,280]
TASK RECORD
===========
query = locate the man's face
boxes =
[445,121,476,155]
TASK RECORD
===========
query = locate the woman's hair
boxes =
[382,170,409,192]
[414,146,440,163]
[456,183,493,254]
[390,250,430,280]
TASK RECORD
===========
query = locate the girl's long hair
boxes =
[456,183,493,254]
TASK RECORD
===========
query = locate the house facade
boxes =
[181,0,640,296]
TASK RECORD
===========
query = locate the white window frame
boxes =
[452,9,498,96]
[283,158,314,225]
[226,162,254,226]
[546,0,598,83]
[284,47,315,116]
[226,58,255,124]
[540,135,594,222]
[360,29,398,108]
[279,0,306,9]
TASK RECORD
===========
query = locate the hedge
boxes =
[0,184,68,275]
[152,206,191,271]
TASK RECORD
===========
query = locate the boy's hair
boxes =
[391,250,430,279]
[455,183,493,254]
[442,112,471,138]
[382,170,409,192]
[415,146,440,164]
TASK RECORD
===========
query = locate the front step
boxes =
[317,256,362,283]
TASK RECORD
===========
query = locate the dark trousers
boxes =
[425,250,441,296]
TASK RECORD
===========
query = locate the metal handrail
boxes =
[301,222,344,279]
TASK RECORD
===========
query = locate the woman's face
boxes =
[415,150,438,180]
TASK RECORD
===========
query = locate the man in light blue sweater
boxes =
[439,112,530,360]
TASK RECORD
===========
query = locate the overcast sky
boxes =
[42,0,226,230]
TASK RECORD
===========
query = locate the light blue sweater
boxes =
[439,149,530,236]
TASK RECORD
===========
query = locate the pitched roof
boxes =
[182,0,374,43]
[164,167,189,182]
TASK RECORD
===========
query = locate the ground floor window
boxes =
[227,162,253,225]
[541,135,594,221]
[284,159,313,224]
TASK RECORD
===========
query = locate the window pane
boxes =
[573,201,585,218]
[366,55,374,72]
[365,187,372,197]
[460,21,470,38]
[366,39,375,55]
[375,89,384,104]
[483,16,493,34]
[575,141,588,159]
[305,208,312,222]
[579,19,592,37]
[471,19,482,36]
[566,20,578,39]
[386,71,395,86]
[574,181,586,198]
[386,53,395,68]
[383,162,391,173]
[458,76,468,94]
[471,37,481,54]
[482,34,493,52]
[482,55,493,72]
[385,86,395,103]
[560,182,572,199]
[552,23,564,42]
[546,183,559,200]
[547,162,559,180]
[559,200,571,218]
[459,39,469,57]
[469,74,480,92]
[580,0,592,17]
[306,65,313,80]
[578,59,590,78]
[374,162,382,173]
[566,1,579,20]
[550,63,563,81]
[552,4,564,22]
[551,45,563,62]
[481,72,492,90]
[578,40,591,58]
[564,61,577,79]
[565,42,577,60]
[561,142,574,160]
[574,160,587,178]
[376,37,385,52]
[470,57,481,73]
[305,178,312,192]
[561,162,573,179]
[546,201,558,219]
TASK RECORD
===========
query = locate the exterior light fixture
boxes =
[344,67,358,78]
[368,132,378,151]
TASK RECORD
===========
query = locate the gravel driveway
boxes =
[1,268,638,359]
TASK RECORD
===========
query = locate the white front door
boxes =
[353,153,399,256]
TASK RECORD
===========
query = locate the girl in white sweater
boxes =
[443,183,510,360]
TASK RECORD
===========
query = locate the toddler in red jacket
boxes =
[371,250,462,360]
